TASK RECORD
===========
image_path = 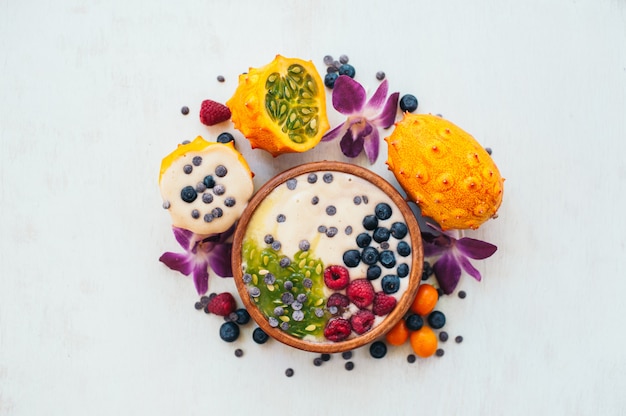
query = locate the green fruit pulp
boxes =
[242,239,328,339]
[264,64,320,144]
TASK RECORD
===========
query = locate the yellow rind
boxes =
[385,114,504,230]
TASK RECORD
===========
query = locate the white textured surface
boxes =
[1,0,625,415]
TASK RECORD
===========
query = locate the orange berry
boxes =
[385,319,409,346]
[410,326,438,358]
[411,283,439,316]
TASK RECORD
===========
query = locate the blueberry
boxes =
[405,314,424,331]
[428,311,446,329]
[324,72,339,88]
[252,327,269,344]
[379,250,396,268]
[390,222,408,239]
[374,203,392,220]
[343,249,361,267]
[372,227,390,243]
[215,165,228,177]
[338,64,356,78]
[397,263,409,278]
[356,233,372,248]
[422,261,434,281]
[219,321,240,342]
[369,341,387,359]
[235,308,250,325]
[361,246,379,265]
[217,132,235,144]
[180,186,197,203]
[381,274,400,294]
[362,215,378,230]
[397,241,411,257]
[366,265,382,280]
[203,175,216,188]
[399,94,419,113]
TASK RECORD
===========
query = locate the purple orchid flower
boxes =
[159,225,234,295]
[423,229,498,295]
[322,75,399,164]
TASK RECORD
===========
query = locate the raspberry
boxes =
[199,99,231,126]
[350,309,375,335]
[346,279,375,309]
[326,293,350,308]
[323,265,350,290]
[372,292,397,316]
[206,292,237,316]
[323,317,352,342]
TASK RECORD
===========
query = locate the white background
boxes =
[1,0,625,414]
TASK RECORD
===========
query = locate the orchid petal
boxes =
[458,255,482,281]
[363,128,380,164]
[332,76,366,114]
[372,92,400,128]
[159,252,194,276]
[339,130,365,158]
[422,241,448,257]
[322,122,348,142]
[208,243,233,278]
[172,227,195,251]
[365,79,389,111]
[433,252,462,295]
[192,262,210,295]
[456,237,498,260]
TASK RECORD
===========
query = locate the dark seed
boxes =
[307,173,318,183]
[276,214,286,223]
[407,354,416,363]
[313,357,323,366]
[455,335,464,343]
[191,209,200,219]
[439,331,449,342]
[217,75,225,82]
[345,226,353,235]
[311,196,319,205]
[362,195,369,204]
[458,290,467,299]
[180,186,197,203]
[183,164,193,174]
[234,348,243,357]
[345,361,355,371]
[286,179,297,190]
[285,368,294,377]
[192,156,202,166]
[436,349,445,357]
[264,234,274,244]
[224,197,236,207]
[325,205,337,216]
[321,353,331,362]
[376,71,386,81]
[342,351,353,360]
[323,173,333,183]
[213,184,225,195]
[215,165,227,177]
[325,227,338,238]
[353,196,362,205]
[181,106,190,115]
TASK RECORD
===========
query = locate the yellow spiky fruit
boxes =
[385,114,504,230]
[226,55,330,156]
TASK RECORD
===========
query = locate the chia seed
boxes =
[439,331,449,342]
[281,292,294,305]
[311,196,319,205]
[284,281,293,291]
[317,225,327,233]
[202,193,213,204]
[195,182,207,192]
[217,75,225,82]
[407,354,416,363]
[276,214,286,223]
[436,349,445,357]
[268,317,279,327]
[342,351,352,360]
[325,205,337,216]
[183,164,193,174]
[292,310,304,321]
[264,234,274,244]
[273,306,285,316]
[213,184,225,195]
[455,335,464,343]
[162,201,170,209]
[353,196,362,205]
[280,322,289,331]
[286,179,297,190]
[325,227,338,238]
[307,173,318,183]
[248,287,261,297]
[458,290,467,299]
[234,349,243,357]
[181,106,190,115]
[215,165,227,177]
[323,173,333,183]
[242,273,252,284]
[299,240,310,251]
[285,368,294,377]
[345,226,353,235]
[271,241,282,251]
[362,195,369,204]
[345,362,354,371]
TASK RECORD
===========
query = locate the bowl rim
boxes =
[232,161,423,353]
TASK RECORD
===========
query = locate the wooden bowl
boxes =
[232,161,423,353]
